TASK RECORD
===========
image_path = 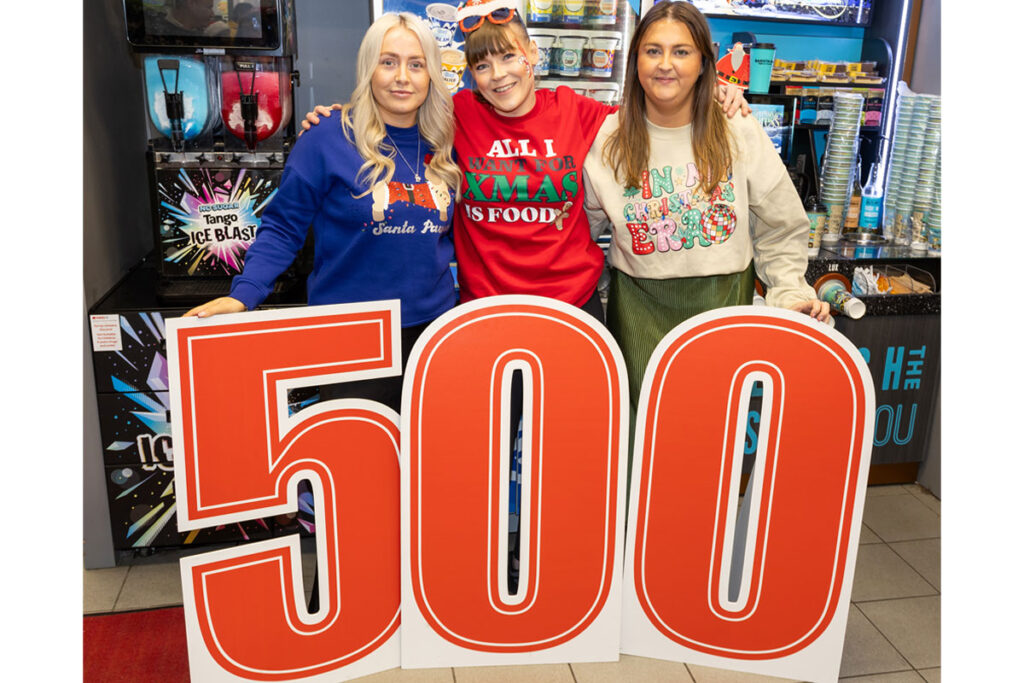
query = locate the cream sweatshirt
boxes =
[582,111,815,308]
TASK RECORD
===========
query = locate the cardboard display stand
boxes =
[167,298,873,683]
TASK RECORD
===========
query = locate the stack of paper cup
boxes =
[883,93,916,242]
[818,91,864,243]
[926,151,941,256]
[893,94,929,245]
[910,96,941,250]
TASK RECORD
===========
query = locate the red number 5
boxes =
[168,302,404,681]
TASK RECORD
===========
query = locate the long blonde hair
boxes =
[602,1,732,195]
[340,12,460,199]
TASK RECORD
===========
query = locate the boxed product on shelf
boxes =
[799,87,818,124]
[863,88,884,126]
[815,88,835,124]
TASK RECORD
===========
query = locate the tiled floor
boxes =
[85,483,940,682]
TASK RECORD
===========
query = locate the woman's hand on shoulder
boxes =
[299,103,344,134]
[716,84,751,118]
[183,296,247,318]
[788,298,832,325]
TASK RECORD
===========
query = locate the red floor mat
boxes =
[83,607,190,682]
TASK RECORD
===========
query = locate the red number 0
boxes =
[168,303,403,681]
[623,309,873,667]
[402,297,628,660]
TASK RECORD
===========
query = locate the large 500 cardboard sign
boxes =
[167,297,874,683]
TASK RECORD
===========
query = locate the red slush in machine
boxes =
[219,57,293,154]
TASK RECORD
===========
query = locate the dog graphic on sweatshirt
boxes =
[371,165,452,224]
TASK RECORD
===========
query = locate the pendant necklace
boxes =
[386,133,422,182]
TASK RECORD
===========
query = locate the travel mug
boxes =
[748,43,775,93]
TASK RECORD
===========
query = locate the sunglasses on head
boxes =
[458,7,515,33]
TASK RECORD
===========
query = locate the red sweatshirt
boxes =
[453,86,613,306]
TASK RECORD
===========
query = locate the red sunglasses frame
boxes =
[458,7,515,34]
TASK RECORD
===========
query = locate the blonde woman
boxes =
[583,0,829,415]
[185,11,460,413]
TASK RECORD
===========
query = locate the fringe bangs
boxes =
[464,17,527,66]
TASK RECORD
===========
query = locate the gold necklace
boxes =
[386,133,422,182]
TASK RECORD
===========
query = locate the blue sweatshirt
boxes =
[230,117,457,327]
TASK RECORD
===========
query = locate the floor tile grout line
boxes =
[862,535,940,600]
[907,490,941,510]
[895,492,940,517]
[869,534,940,543]
[839,668,926,681]
[864,490,940,518]
[852,592,941,606]
[851,602,923,673]
[111,564,132,611]
[884,538,941,594]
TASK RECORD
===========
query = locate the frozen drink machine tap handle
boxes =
[235,61,260,151]
[156,59,185,152]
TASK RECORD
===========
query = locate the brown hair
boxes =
[463,11,531,68]
[602,1,732,194]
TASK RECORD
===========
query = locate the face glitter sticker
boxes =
[155,166,280,276]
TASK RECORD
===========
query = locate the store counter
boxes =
[807,244,939,484]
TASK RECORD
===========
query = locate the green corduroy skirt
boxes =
[606,263,756,409]
[607,263,756,494]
